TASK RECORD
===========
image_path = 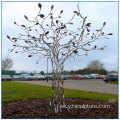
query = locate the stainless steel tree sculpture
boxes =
[7,3,113,113]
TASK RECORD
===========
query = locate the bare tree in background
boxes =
[2,58,13,71]
[7,3,113,113]
[2,58,13,81]
[87,60,104,70]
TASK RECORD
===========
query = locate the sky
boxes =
[2,1,118,73]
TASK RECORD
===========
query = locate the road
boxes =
[16,79,118,95]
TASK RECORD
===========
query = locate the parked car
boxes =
[103,75,118,83]
[90,74,99,79]
[13,75,21,80]
[2,75,11,81]
[70,75,79,80]
[83,75,92,79]
[101,75,106,80]
[20,74,33,80]
[45,75,53,80]
[98,75,106,79]
[70,75,84,80]
[78,75,85,79]
[33,74,45,80]
[61,75,71,80]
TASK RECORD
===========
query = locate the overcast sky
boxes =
[2,1,118,73]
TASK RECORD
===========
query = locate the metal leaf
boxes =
[56,20,58,25]
[87,29,90,32]
[72,42,75,45]
[100,48,104,50]
[91,36,93,39]
[12,38,17,40]
[61,26,64,29]
[103,22,106,26]
[24,15,28,20]
[68,23,73,25]
[86,33,90,35]
[96,30,100,32]
[60,10,63,14]
[35,23,39,25]
[64,46,69,48]
[86,23,91,27]
[28,55,32,57]
[51,5,54,10]
[45,31,49,36]
[73,11,80,16]
[32,36,35,39]
[102,32,104,35]
[38,3,42,9]
[14,21,16,24]
[6,35,10,39]
[73,11,78,13]
[25,41,29,43]
[73,50,78,54]
[21,25,26,27]
[50,16,53,19]
[108,33,113,35]
[39,14,45,18]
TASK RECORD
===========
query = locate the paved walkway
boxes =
[16,79,118,95]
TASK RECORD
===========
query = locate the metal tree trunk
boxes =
[50,60,65,113]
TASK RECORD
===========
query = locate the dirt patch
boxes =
[2,98,118,119]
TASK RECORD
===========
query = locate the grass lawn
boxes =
[2,81,118,103]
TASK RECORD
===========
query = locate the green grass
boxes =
[2,81,118,103]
